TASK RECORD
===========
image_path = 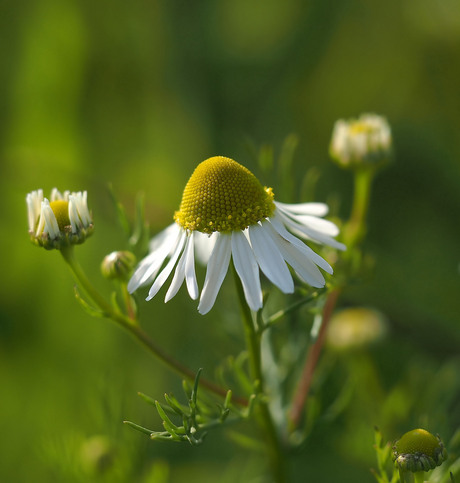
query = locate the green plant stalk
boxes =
[232,265,287,483]
[399,469,427,483]
[344,167,374,249]
[60,245,246,405]
[289,165,375,429]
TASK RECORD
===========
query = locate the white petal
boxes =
[164,233,198,302]
[248,223,294,294]
[278,210,346,251]
[291,215,339,237]
[149,222,180,252]
[265,223,325,287]
[269,213,333,274]
[231,231,262,311]
[147,231,186,301]
[194,231,217,265]
[77,191,91,226]
[128,224,181,293]
[198,234,231,315]
[35,207,46,237]
[68,195,80,233]
[185,231,198,300]
[42,199,60,239]
[27,191,42,232]
[275,201,329,217]
[51,188,63,201]
[164,238,188,303]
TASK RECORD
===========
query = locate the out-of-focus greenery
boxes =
[1,1,460,482]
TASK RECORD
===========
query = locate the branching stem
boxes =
[60,246,247,406]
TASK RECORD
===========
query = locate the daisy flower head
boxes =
[27,188,93,250]
[329,113,392,169]
[128,156,345,315]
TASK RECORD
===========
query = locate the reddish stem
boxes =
[289,288,341,428]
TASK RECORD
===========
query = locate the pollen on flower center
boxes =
[349,121,373,135]
[50,200,71,230]
[174,156,275,234]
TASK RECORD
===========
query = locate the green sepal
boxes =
[110,291,123,314]
[74,286,105,318]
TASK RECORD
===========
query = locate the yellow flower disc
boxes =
[50,200,71,230]
[174,156,275,234]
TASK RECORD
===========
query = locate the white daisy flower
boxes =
[27,188,93,250]
[329,113,392,169]
[128,156,345,315]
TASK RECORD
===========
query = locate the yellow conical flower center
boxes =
[50,200,70,230]
[174,156,275,234]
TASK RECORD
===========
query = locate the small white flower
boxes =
[330,113,392,168]
[27,188,93,250]
[129,156,345,315]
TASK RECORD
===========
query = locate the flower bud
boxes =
[392,428,448,473]
[329,113,392,170]
[326,307,387,351]
[101,251,136,281]
[27,188,93,250]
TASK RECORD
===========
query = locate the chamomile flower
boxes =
[330,113,392,169]
[128,156,345,314]
[27,188,93,250]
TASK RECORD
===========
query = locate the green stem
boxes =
[60,246,246,406]
[232,264,287,483]
[414,472,426,483]
[120,281,137,322]
[399,469,427,483]
[344,167,374,249]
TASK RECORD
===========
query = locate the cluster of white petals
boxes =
[330,113,392,168]
[27,188,93,249]
[129,201,345,314]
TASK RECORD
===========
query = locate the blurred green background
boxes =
[2,0,460,481]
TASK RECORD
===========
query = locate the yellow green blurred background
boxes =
[2,1,460,481]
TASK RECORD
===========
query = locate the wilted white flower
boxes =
[330,113,392,169]
[27,188,93,250]
[128,156,345,315]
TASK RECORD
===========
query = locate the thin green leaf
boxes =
[137,392,157,407]
[74,286,105,318]
[155,401,179,432]
[164,393,187,416]
[123,420,152,436]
